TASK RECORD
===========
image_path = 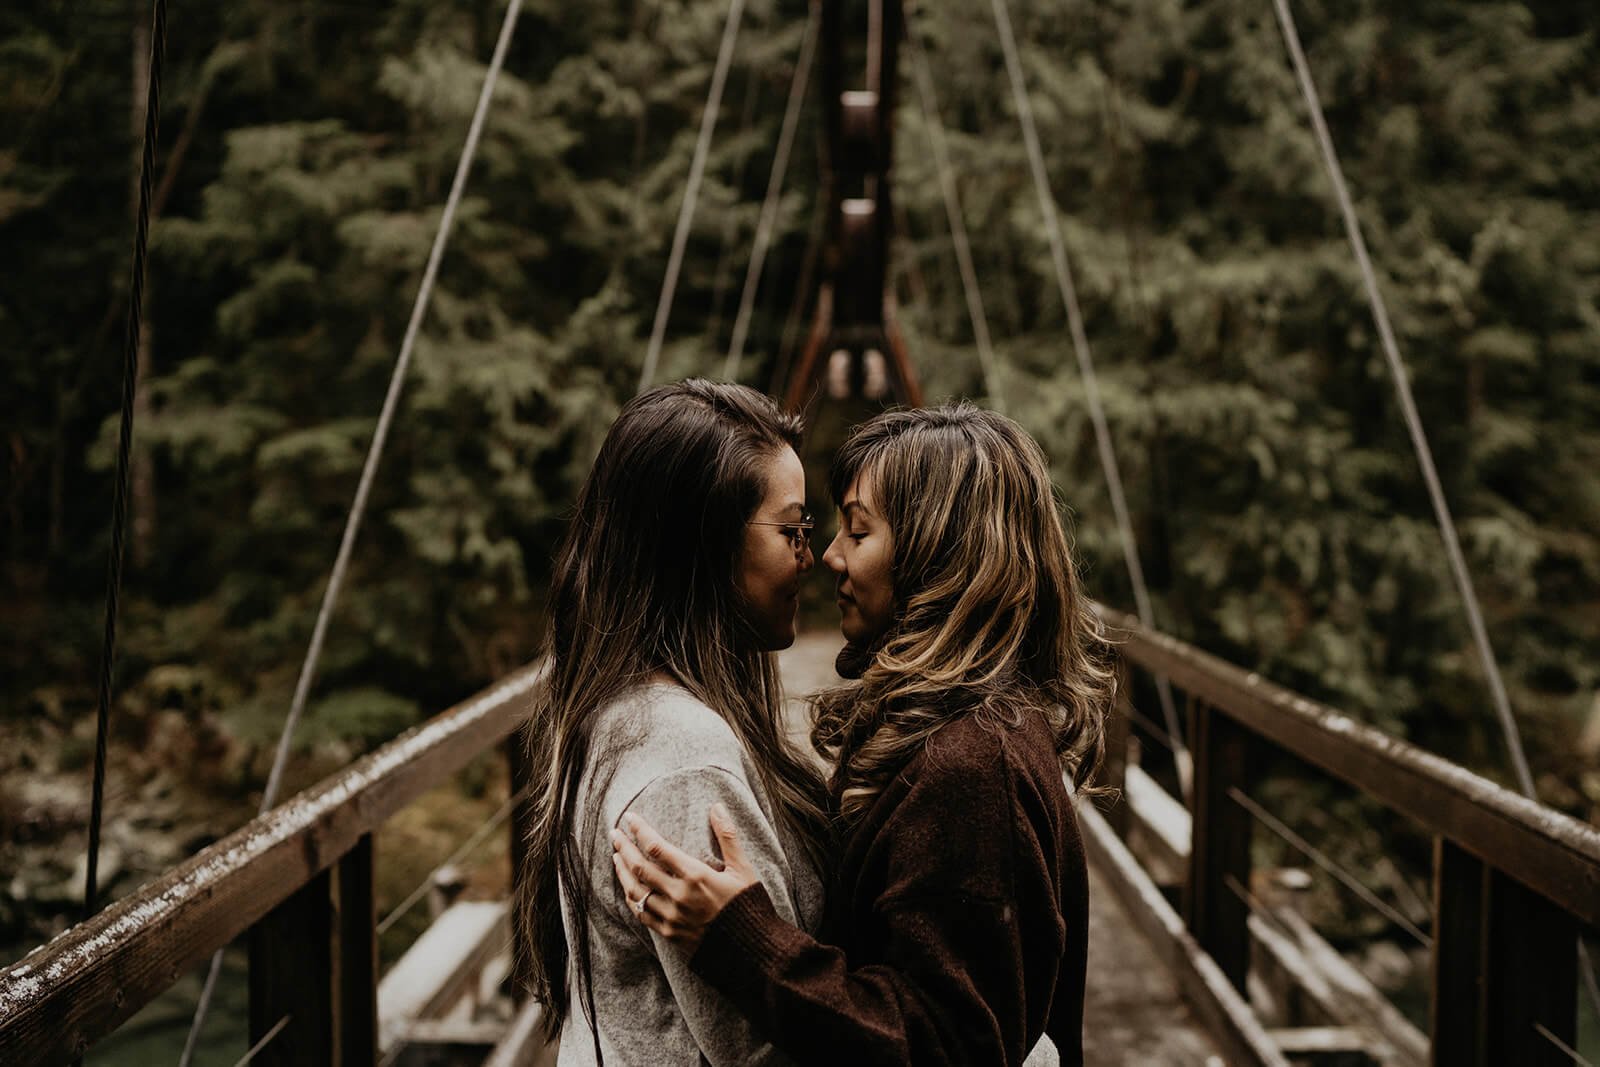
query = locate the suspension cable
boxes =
[263,0,524,817]
[905,28,1002,411]
[722,6,818,382]
[986,0,1191,800]
[1229,787,1430,947]
[375,784,528,936]
[705,65,764,346]
[85,0,167,926]
[232,1014,291,1067]
[1123,705,1178,754]
[1534,1023,1596,1067]
[177,4,527,1060]
[1266,0,1600,1017]
[637,0,749,393]
[1267,0,1529,795]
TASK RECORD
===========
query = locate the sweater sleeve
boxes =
[614,765,804,1067]
[690,743,1068,1067]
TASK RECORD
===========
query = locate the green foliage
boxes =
[1,0,821,778]
[899,0,1600,807]
[1,0,1595,831]
[303,687,421,748]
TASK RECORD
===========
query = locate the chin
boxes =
[761,619,798,652]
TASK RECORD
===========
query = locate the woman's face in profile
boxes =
[823,470,894,646]
[737,446,813,651]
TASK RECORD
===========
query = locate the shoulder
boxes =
[582,684,761,826]
[905,707,1068,823]
[874,713,1018,830]
[921,709,1003,760]
[865,709,1063,905]
[597,683,748,773]
[909,708,1078,879]
[915,706,1055,779]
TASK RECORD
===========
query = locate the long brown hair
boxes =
[811,403,1113,823]
[521,380,830,1044]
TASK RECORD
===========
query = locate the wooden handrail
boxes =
[1097,605,1598,1064]
[1098,607,1600,930]
[0,661,544,1065]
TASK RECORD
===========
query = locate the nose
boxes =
[822,529,847,577]
[797,538,814,573]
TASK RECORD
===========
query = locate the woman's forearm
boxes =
[691,883,1034,1067]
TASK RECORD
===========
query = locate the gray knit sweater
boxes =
[556,682,824,1066]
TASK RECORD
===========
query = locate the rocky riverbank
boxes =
[2,688,260,959]
[2,679,513,979]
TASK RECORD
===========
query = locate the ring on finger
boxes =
[632,890,653,914]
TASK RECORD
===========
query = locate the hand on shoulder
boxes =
[612,803,760,953]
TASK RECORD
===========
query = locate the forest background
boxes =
[2,0,1598,1032]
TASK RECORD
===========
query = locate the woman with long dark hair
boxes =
[613,403,1113,1066]
[520,379,832,1064]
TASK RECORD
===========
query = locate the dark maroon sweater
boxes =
[690,709,1088,1066]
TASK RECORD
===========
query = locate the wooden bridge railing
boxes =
[6,617,1598,1064]
[1099,608,1600,1066]
[0,662,545,1066]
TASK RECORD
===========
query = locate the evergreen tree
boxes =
[898,0,1600,816]
[2,0,821,789]
[1,0,1595,827]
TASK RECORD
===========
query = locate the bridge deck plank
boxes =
[1083,861,1222,1065]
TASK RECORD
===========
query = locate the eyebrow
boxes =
[841,500,874,522]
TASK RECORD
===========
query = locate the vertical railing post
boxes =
[1483,867,1577,1064]
[249,840,377,1067]
[506,728,536,1004]
[1102,660,1132,837]
[250,869,335,1065]
[1184,698,1252,993]
[1430,837,1487,1066]
[1430,837,1578,1066]
[337,834,377,1067]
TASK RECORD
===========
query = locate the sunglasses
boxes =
[747,512,816,553]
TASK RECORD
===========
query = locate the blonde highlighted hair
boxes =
[811,403,1113,823]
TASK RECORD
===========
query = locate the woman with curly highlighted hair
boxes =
[613,403,1113,1066]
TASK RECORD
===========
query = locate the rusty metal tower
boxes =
[782,0,923,411]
